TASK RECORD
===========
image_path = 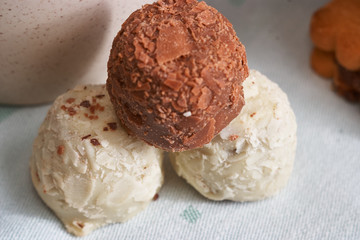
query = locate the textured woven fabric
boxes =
[1,0,359,239]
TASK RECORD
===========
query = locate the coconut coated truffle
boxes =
[170,70,297,201]
[107,0,249,152]
[30,85,164,236]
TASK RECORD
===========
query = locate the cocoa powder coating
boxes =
[107,0,249,151]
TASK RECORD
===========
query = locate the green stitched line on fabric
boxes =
[0,106,19,123]
[181,205,201,223]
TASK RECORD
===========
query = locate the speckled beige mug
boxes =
[0,0,151,105]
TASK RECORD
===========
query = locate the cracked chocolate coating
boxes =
[107,0,249,152]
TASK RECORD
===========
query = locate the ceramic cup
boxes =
[0,0,152,105]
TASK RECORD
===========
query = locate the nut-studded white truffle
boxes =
[170,70,297,202]
[30,85,164,236]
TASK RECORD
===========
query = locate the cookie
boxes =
[311,47,336,78]
[310,0,360,71]
[310,0,360,101]
[311,47,360,101]
[333,63,360,102]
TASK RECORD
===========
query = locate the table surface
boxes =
[1,0,359,239]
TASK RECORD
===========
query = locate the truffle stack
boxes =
[106,0,296,202]
[30,0,297,236]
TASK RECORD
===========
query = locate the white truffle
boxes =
[30,85,164,236]
[170,70,297,202]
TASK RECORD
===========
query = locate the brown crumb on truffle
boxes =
[228,135,239,141]
[81,134,91,140]
[67,107,76,116]
[76,222,84,229]
[153,193,159,201]
[66,98,75,104]
[84,113,99,120]
[90,138,101,146]
[95,94,105,99]
[61,105,77,116]
[57,145,65,155]
[35,171,40,182]
[80,100,91,108]
[107,122,117,130]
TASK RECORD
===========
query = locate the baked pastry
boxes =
[170,70,297,202]
[310,0,360,71]
[107,0,249,152]
[310,0,360,101]
[310,47,336,79]
[311,48,360,101]
[30,85,164,236]
[334,63,360,101]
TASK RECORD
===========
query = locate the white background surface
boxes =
[1,0,359,239]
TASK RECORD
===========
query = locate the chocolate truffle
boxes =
[107,0,249,152]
